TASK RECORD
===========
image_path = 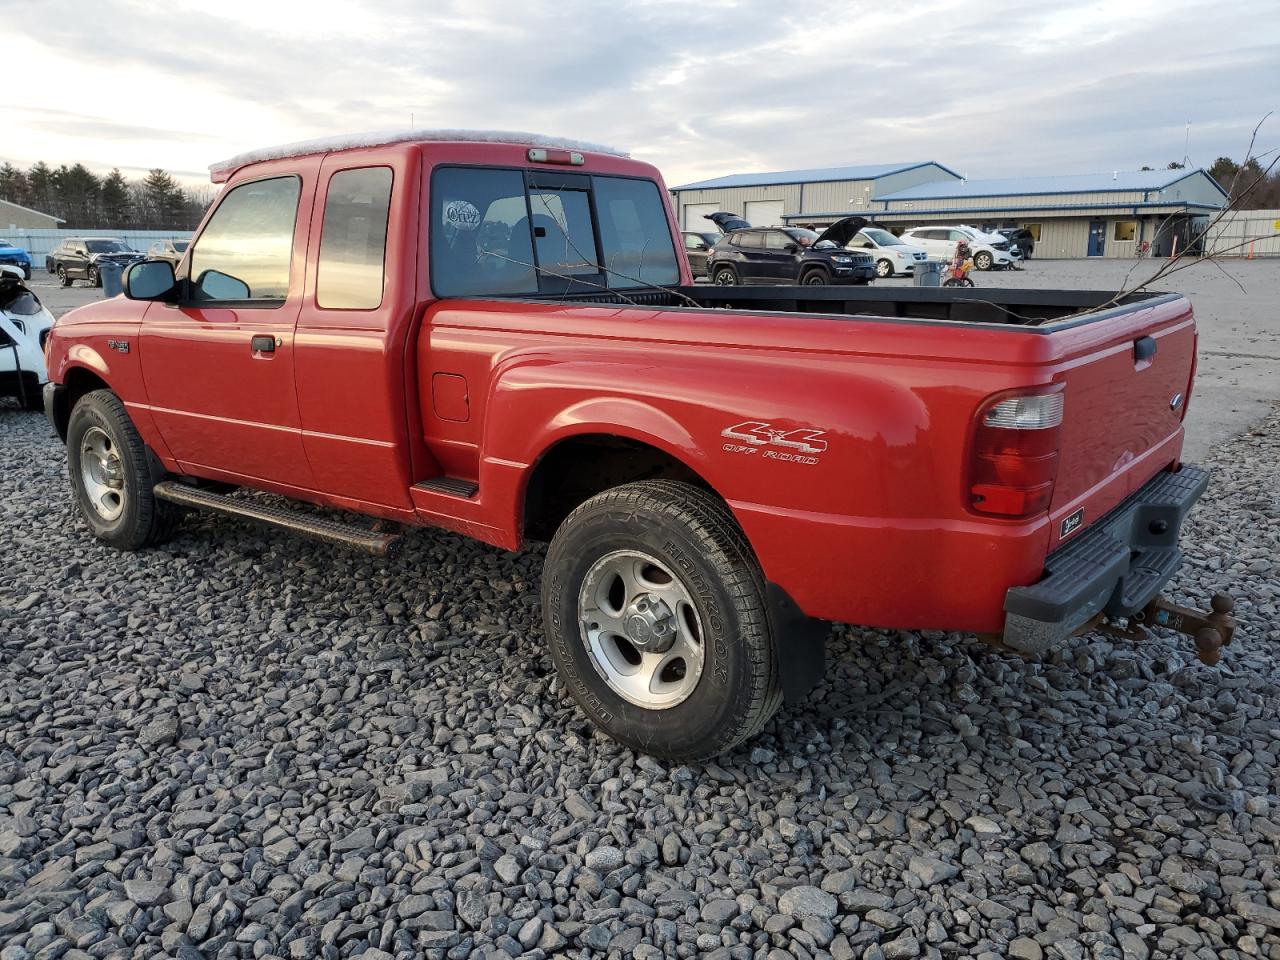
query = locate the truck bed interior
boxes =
[536,287,1177,329]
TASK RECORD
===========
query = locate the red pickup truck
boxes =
[42,131,1231,761]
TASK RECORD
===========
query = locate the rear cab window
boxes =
[429,166,679,298]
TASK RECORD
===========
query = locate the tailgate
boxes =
[1048,297,1196,539]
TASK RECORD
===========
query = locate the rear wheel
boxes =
[57,265,72,287]
[713,266,738,286]
[801,268,829,286]
[875,258,894,278]
[542,480,780,761]
[974,251,993,270]
[67,390,180,550]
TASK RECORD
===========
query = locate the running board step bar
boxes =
[153,481,402,556]
[413,476,479,498]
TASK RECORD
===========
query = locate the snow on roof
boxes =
[209,129,630,179]
[877,169,1224,201]
[670,161,959,191]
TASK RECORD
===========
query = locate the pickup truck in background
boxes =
[41,131,1232,760]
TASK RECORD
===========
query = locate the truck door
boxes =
[141,169,317,489]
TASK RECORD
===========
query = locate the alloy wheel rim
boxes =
[80,426,126,521]
[577,549,706,709]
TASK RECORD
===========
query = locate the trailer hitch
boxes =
[1100,593,1236,665]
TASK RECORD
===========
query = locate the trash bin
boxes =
[98,261,124,297]
[913,260,942,287]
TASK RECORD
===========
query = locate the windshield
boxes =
[86,240,132,253]
[173,240,190,253]
[863,228,903,246]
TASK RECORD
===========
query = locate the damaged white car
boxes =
[0,264,54,411]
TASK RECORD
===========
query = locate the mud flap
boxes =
[766,582,828,702]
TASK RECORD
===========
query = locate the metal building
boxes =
[866,170,1227,258]
[672,162,1226,258]
[670,162,960,232]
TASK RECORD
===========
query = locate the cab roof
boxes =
[209,128,631,182]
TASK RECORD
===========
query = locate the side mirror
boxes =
[696,242,709,251]
[124,259,177,301]
[784,243,799,253]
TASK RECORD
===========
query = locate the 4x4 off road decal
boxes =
[720,420,828,465]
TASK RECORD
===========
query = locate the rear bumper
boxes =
[1002,464,1209,654]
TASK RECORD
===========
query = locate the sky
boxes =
[1,0,1277,190]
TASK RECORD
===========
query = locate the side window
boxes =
[948,230,968,242]
[148,242,161,255]
[189,176,301,303]
[317,167,393,310]
[683,234,703,250]
[764,231,792,250]
[431,167,537,298]
[737,232,764,249]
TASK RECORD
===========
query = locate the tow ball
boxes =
[1101,593,1237,665]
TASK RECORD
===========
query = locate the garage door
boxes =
[682,202,721,230]
[744,200,785,227]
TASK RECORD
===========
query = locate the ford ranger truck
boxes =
[41,130,1232,761]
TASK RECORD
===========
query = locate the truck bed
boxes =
[540,286,1175,328]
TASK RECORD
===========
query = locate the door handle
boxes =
[251,335,277,354]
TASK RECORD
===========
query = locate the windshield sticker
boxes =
[444,200,481,231]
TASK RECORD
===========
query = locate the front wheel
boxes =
[801,268,829,286]
[542,480,780,761]
[67,390,180,550]
[875,259,894,278]
[974,251,993,270]
[87,265,101,287]
[712,266,738,286]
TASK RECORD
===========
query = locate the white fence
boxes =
[0,228,189,263]
[1204,208,1280,258]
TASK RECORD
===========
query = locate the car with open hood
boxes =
[47,237,146,287]
[707,216,876,286]
[899,225,1016,271]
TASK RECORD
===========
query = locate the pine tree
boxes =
[101,168,131,226]
[0,163,30,206]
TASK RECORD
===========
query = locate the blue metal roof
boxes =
[671,161,959,191]
[877,169,1227,201]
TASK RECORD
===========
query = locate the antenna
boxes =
[1183,121,1191,167]
[410,112,414,129]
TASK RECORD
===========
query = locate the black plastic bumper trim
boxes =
[1002,464,1209,654]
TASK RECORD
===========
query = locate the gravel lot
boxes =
[2,269,1280,960]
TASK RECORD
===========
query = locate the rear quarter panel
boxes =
[421,300,1085,631]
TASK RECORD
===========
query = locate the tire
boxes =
[22,266,32,280]
[542,480,781,761]
[800,268,829,286]
[875,258,894,278]
[57,265,72,287]
[67,389,180,550]
[974,251,993,271]
[713,266,738,286]
[88,265,100,287]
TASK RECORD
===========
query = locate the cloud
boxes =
[1,0,1276,188]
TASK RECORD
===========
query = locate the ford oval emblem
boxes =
[1169,392,1184,410]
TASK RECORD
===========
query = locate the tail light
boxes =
[969,387,1064,518]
